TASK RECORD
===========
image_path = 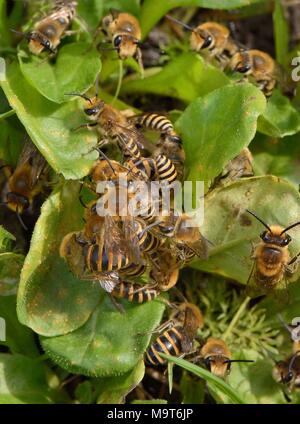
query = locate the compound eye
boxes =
[114,35,122,48]
[204,357,212,369]
[260,230,269,242]
[202,35,213,49]
[84,107,98,116]
[238,64,251,74]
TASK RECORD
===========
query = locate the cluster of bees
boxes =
[1,0,299,398]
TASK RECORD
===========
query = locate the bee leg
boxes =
[72,122,98,132]
[136,319,175,337]
[63,30,81,37]
[109,293,125,313]
[285,251,300,276]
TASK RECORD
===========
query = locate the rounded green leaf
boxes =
[0,253,24,296]
[121,53,229,103]
[17,181,101,336]
[1,61,98,179]
[193,176,300,285]
[176,83,266,187]
[0,354,57,404]
[40,293,165,377]
[258,90,300,138]
[19,43,101,104]
[96,360,145,403]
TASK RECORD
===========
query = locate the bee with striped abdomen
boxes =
[145,303,203,366]
[245,210,300,301]
[19,0,77,55]
[125,155,178,183]
[112,281,160,304]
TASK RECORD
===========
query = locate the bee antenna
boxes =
[225,359,255,364]
[277,313,293,334]
[10,28,30,40]
[280,221,300,235]
[165,15,194,32]
[65,92,92,104]
[16,207,28,231]
[288,351,300,375]
[96,148,116,176]
[246,209,272,232]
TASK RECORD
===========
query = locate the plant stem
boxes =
[0,109,16,121]
[223,296,251,341]
[112,59,123,104]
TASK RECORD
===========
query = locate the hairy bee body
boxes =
[119,263,146,278]
[125,154,177,183]
[133,218,162,254]
[145,303,203,365]
[28,0,77,55]
[230,49,277,97]
[102,11,141,61]
[2,140,48,214]
[201,338,232,378]
[112,281,159,303]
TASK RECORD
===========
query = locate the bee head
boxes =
[6,192,29,213]
[190,28,214,51]
[113,34,139,59]
[28,31,55,55]
[204,355,230,378]
[260,228,291,247]
[84,98,105,118]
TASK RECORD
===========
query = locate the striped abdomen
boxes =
[119,263,146,278]
[126,158,157,180]
[134,219,162,253]
[138,113,174,134]
[145,326,184,365]
[156,154,177,182]
[85,244,130,273]
[112,282,159,303]
[115,134,141,159]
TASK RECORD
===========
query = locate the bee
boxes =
[101,10,143,69]
[21,0,77,55]
[212,147,253,188]
[129,113,185,181]
[145,303,204,366]
[1,139,48,229]
[112,281,160,303]
[125,154,178,183]
[200,338,254,378]
[132,217,163,254]
[229,49,294,98]
[82,201,104,243]
[70,94,143,159]
[166,16,238,66]
[245,210,300,300]
[155,211,209,263]
[90,158,129,184]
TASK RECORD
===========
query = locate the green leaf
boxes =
[132,399,168,404]
[1,61,98,179]
[40,294,165,377]
[176,83,266,187]
[159,353,246,404]
[180,372,205,404]
[0,354,57,404]
[193,176,300,284]
[273,0,289,66]
[122,53,229,103]
[96,360,145,403]
[0,253,24,296]
[75,381,94,404]
[0,226,15,253]
[258,91,300,138]
[0,0,11,48]
[19,43,101,104]
[0,296,39,357]
[140,0,270,37]
[17,182,100,336]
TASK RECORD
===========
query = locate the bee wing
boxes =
[114,122,156,154]
[121,216,144,264]
[104,215,126,255]
[186,235,209,260]
[181,307,198,353]
[17,139,48,187]
[244,261,264,298]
